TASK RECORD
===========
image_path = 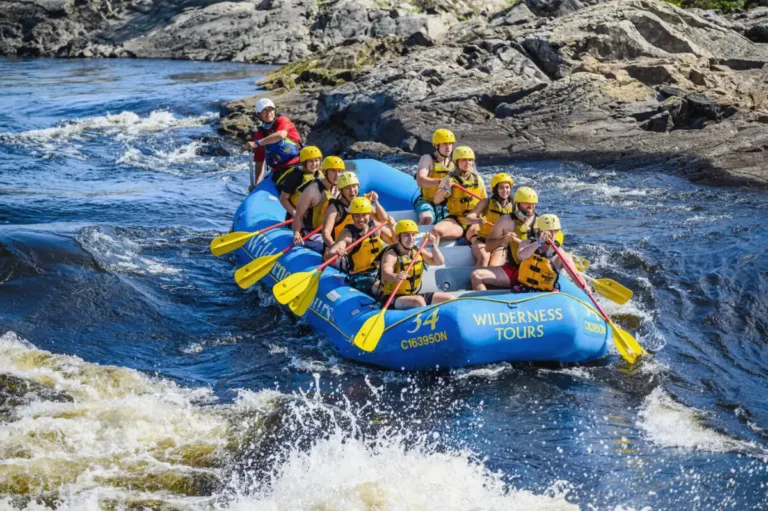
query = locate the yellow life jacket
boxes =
[276,166,319,207]
[379,245,424,296]
[518,252,559,291]
[446,172,484,222]
[479,197,513,239]
[345,220,383,274]
[327,197,354,240]
[419,155,454,204]
[302,179,334,231]
[508,215,537,266]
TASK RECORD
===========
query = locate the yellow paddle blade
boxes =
[610,323,646,364]
[210,231,258,257]
[573,255,589,272]
[288,278,320,316]
[353,310,387,352]
[234,253,281,289]
[273,270,318,305]
[591,278,633,305]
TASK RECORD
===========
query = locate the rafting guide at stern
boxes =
[245,97,302,190]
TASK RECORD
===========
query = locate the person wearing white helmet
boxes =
[245,97,302,190]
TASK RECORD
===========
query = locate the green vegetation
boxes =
[663,0,766,13]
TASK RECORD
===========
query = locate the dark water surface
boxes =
[0,58,766,510]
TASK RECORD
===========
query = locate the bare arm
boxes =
[485,217,515,253]
[253,160,266,186]
[464,198,489,225]
[247,130,288,149]
[292,185,317,242]
[279,192,295,216]
[380,251,399,283]
[517,239,540,263]
[415,155,439,188]
[321,205,339,248]
[326,230,352,260]
[421,233,444,266]
[371,195,388,224]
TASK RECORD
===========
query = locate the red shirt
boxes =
[253,115,301,167]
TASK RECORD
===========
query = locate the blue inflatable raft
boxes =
[232,159,609,371]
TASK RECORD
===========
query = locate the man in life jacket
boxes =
[326,197,397,295]
[414,129,455,225]
[431,146,487,243]
[276,146,322,219]
[515,214,581,292]
[245,98,302,189]
[323,171,392,252]
[465,172,514,267]
[469,186,539,291]
[292,156,343,252]
[378,220,454,310]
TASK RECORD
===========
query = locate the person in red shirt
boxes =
[245,98,302,190]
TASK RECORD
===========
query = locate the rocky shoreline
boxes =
[2,0,767,186]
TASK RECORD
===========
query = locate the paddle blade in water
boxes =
[210,231,256,257]
[273,270,317,305]
[573,255,589,272]
[288,278,319,317]
[591,278,633,305]
[610,323,645,364]
[353,311,387,352]
[234,253,281,289]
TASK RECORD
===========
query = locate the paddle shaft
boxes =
[380,237,431,310]
[546,240,612,321]
[281,225,323,254]
[318,221,389,271]
[255,218,293,236]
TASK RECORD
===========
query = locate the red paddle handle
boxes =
[318,221,388,271]
[547,240,609,322]
[281,224,323,255]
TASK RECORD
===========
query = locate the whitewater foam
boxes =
[77,226,182,277]
[637,388,760,453]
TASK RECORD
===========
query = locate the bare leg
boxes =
[432,218,464,240]
[431,292,454,304]
[471,240,490,267]
[470,267,511,291]
[488,247,507,267]
[392,295,427,310]
[418,212,433,225]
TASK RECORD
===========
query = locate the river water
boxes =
[0,58,766,510]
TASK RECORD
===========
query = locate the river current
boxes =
[0,58,766,510]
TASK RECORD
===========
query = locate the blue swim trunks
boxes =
[414,199,447,224]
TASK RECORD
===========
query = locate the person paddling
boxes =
[378,220,454,310]
[414,129,455,225]
[276,146,322,219]
[291,156,342,252]
[431,146,487,243]
[464,172,514,267]
[469,186,539,291]
[326,197,397,294]
[245,98,302,189]
[515,214,581,292]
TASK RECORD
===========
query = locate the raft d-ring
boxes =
[442,282,451,291]
[506,301,519,310]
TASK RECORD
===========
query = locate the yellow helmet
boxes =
[395,219,419,237]
[451,146,475,162]
[350,197,373,214]
[535,214,561,232]
[336,171,359,190]
[300,146,322,163]
[321,156,345,172]
[432,129,456,146]
[514,186,538,204]
[490,173,514,190]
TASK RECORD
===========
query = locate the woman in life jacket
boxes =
[326,197,397,295]
[431,146,487,243]
[322,170,359,250]
[515,214,580,292]
[464,172,514,267]
[276,146,323,219]
[414,129,455,225]
[469,186,540,291]
[378,220,454,310]
[291,156,343,252]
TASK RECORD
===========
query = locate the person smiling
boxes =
[245,98,302,189]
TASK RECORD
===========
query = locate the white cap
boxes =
[255,98,276,113]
